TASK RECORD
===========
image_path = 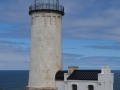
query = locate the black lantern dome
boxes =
[29,0,64,16]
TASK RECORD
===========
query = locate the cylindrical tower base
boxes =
[26,87,57,90]
[28,11,63,87]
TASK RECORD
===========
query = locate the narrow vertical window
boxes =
[52,16,56,25]
[47,16,51,25]
[58,16,61,26]
[88,85,94,90]
[42,16,46,24]
[72,84,77,90]
[35,16,39,25]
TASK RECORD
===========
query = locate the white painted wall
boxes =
[28,11,63,88]
[56,80,102,90]
[56,79,113,90]
[56,81,65,90]
[67,80,99,90]
[98,66,114,90]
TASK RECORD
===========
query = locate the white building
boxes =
[56,66,114,90]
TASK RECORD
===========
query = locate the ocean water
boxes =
[0,70,120,90]
[0,71,28,90]
[113,71,120,90]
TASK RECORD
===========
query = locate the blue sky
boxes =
[0,0,120,70]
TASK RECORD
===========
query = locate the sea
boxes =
[0,70,120,90]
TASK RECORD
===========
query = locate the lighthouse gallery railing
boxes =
[29,3,64,13]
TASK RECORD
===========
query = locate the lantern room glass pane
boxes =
[35,0,59,4]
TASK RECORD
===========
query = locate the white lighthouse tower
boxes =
[26,0,64,90]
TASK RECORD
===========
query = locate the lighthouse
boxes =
[26,0,64,90]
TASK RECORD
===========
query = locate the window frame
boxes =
[88,85,94,90]
[72,84,77,90]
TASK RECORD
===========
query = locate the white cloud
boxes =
[63,53,120,70]
[0,0,33,23]
[63,7,120,43]
[0,45,30,70]
[63,53,83,61]
[85,45,120,50]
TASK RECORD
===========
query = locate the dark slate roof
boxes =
[67,70,101,80]
[55,70,68,80]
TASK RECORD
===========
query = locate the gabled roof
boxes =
[67,70,101,80]
[55,70,68,80]
[55,70,101,81]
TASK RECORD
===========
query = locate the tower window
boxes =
[88,85,94,90]
[72,84,77,90]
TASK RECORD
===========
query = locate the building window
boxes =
[88,85,94,90]
[72,84,77,90]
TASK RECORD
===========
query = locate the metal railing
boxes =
[29,3,64,14]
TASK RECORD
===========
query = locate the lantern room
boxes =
[29,0,64,15]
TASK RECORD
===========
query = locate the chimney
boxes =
[68,66,79,75]
[101,66,111,74]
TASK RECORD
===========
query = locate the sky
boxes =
[0,0,120,70]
